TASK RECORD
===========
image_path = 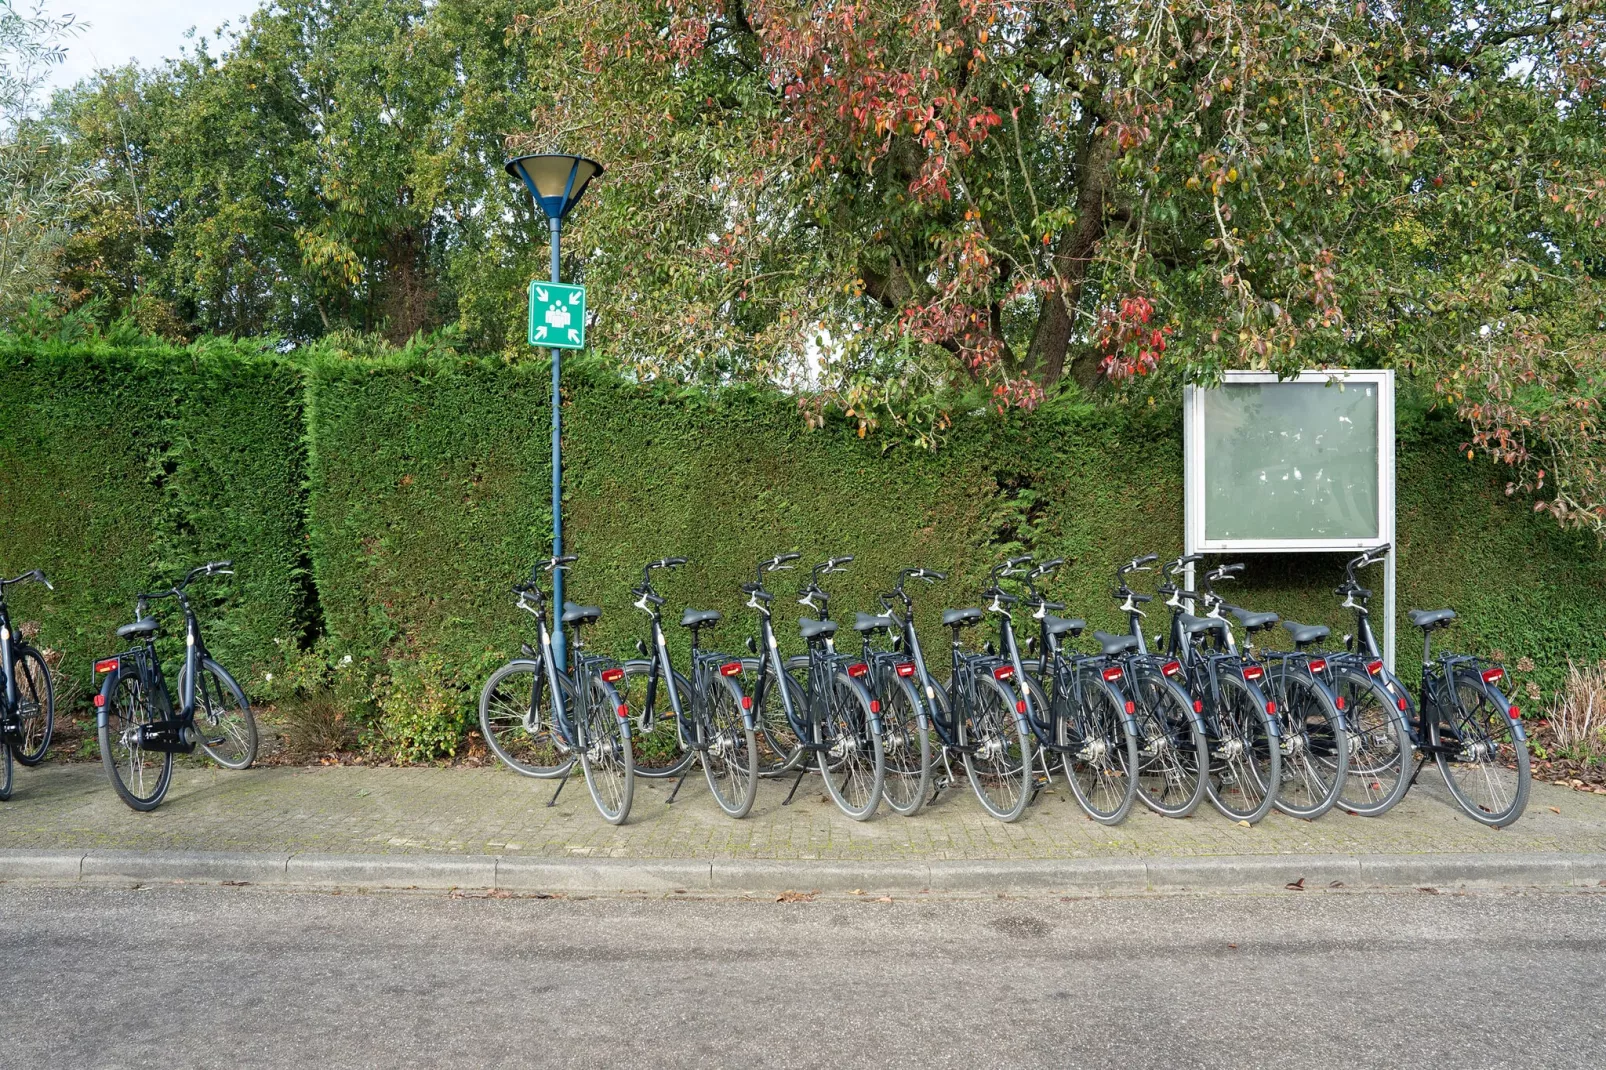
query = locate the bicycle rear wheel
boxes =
[578,674,634,824]
[958,673,1033,822]
[743,657,805,776]
[100,671,173,812]
[700,673,758,818]
[1130,670,1208,818]
[817,671,884,820]
[181,658,257,770]
[1272,672,1346,819]
[879,674,931,817]
[0,741,11,800]
[614,660,697,779]
[1432,672,1529,827]
[12,644,53,766]
[1204,673,1278,824]
[1331,667,1411,816]
[478,660,575,778]
[1056,673,1139,825]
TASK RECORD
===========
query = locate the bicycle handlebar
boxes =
[0,569,52,592]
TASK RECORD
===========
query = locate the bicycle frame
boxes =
[95,589,212,753]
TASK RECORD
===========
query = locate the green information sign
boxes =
[527,281,586,349]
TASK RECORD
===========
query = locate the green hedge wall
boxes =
[0,340,312,691]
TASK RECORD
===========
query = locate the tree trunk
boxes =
[1026,131,1117,390]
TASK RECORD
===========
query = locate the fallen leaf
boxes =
[220,880,250,887]
[1227,943,1238,950]
[1548,806,1561,814]
[1418,886,1440,895]
[875,896,894,903]
[850,888,865,895]
[1237,820,1252,828]
[776,890,818,903]
[1285,877,1305,891]
[1329,881,1345,888]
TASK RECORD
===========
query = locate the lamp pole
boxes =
[504,153,604,672]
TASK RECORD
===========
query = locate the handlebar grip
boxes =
[212,560,233,570]
[832,555,855,567]
[776,552,801,564]
[1135,552,1159,566]
[1355,585,1372,598]
[924,569,948,581]
[1132,593,1153,603]
[1037,557,1065,571]
[666,556,687,567]
[1222,563,1245,573]
[1042,600,1066,611]
[1004,554,1033,567]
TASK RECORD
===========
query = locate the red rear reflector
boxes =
[600,668,625,683]
[93,693,106,708]
[869,699,880,714]
[616,703,628,718]
[993,665,1014,680]
[1161,660,1181,677]
[1193,700,1204,714]
[1102,666,1124,682]
[741,695,752,710]
[1243,666,1264,681]
[1015,700,1026,714]
[1396,695,1407,711]
[1508,704,1521,720]
[94,658,118,674]
[847,663,868,678]
[1482,668,1505,684]
[1308,658,1327,673]
[895,662,917,677]
[1124,700,1135,715]
[1366,660,1383,675]
[721,662,743,677]
[1266,701,1277,715]
[1334,695,1346,711]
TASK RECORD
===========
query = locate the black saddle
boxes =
[1092,631,1139,656]
[853,612,897,633]
[680,608,722,628]
[1044,614,1085,638]
[1409,608,1457,630]
[1282,621,1330,646]
[561,601,602,625]
[800,617,839,640]
[1178,612,1227,636]
[942,607,984,628]
[1226,605,1280,631]
[116,617,158,639]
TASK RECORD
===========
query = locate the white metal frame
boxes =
[1183,369,1397,668]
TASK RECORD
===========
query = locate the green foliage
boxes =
[372,652,470,763]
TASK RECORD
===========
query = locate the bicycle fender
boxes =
[1485,681,1527,743]
[1238,674,1281,737]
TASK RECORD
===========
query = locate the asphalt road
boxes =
[4,884,1601,1069]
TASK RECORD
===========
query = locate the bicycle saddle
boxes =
[799,617,838,640]
[1225,605,1280,631]
[1409,608,1456,629]
[942,607,984,627]
[1282,621,1330,646]
[1044,614,1085,637]
[116,617,159,639]
[680,608,722,628]
[1092,631,1139,655]
[853,612,896,633]
[1178,612,1227,635]
[561,602,602,625]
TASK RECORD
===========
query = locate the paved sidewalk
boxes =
[3,760,1603,861]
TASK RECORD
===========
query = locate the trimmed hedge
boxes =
[0,339,312,689]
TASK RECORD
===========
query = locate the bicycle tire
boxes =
[1130,669,1209,818]
[700,671,759,818]
[1203,671,1279,824]
[615,659,697,779]
[180,658,257,770]
[1047,672,1139,825]
[1270,670,1346,819]
[99,669,173,812]
[478,659,576,778]
[577,673,634,824]
[956,671,1034,822]
[879,672,931,817]
[816,669,884,821]
[1330,667,1411,817]
[0,740,11,800]
[11,644,53,766]
[1431,671,1529,827]
[741,657,806,776]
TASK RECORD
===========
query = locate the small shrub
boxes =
[372,655,469,763]
[277,688,357,758]
[1549,660,1606,764]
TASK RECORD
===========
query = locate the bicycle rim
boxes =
[13,646,52,765]
[0,742,11,799]
[1131,672,1208,819]
[879,675,931,816]
[701,674,758,817]
[578,676,634,824]
[959,674,1032,822]
[1058,674,1139,825]
[1206,674,1277,823]
[615,660,696,779]
[100,673,172,810]
[478,661,574,778]
[1433,675,1529,827]
[1272,674,1346,819]
[816,673,883,820]
[1332,669,1410,816]
[186,661,257,769]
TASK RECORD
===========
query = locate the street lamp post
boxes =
[505,153,604,670]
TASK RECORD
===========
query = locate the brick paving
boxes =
[3,760,1603,861]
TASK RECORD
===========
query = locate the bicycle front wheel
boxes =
[700,673,758,818]
[578,674,634,825]
[1332,668,1411,817]
[1130,670,1208,818]
[1432,672,1529,827]
[12,644,53,766]
[743,657,806,776]
[958,673,1033,823]
[879,674,932,817]
[1056,673,1139,825]
[817,671,884,820]
[614,660,697,779]
[1272,672,1346,819]
[0,741,11,800]
[100,671,173,811]
[180,658,257,770]
[478,660,575,778]
[1205,673,1278,824]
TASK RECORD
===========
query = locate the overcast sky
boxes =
[46,1,262,91]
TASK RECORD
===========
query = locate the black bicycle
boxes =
[614,558,758,818]
[0,569,55,799]
[477,555,634,824]
[855,568,943,816]
[93,562,258,811]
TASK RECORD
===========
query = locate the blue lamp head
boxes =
[505,153,605,221]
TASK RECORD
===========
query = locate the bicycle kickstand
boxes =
[1406,752,1431,790]
[546,770,571,808]
[665,762,693,805]
[781,762,810,806]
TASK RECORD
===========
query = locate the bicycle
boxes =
[613,558,758,818]
[477,555,634,824]
[1158,556,1281,824]
[1101,553,1210,819]
[1013,557,1140,825]
[0,569,55,800]
[92,562,258,812]
[1327,546,1528,826]
[854,568,943,816]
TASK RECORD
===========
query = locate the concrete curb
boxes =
[4,848,1606,896]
